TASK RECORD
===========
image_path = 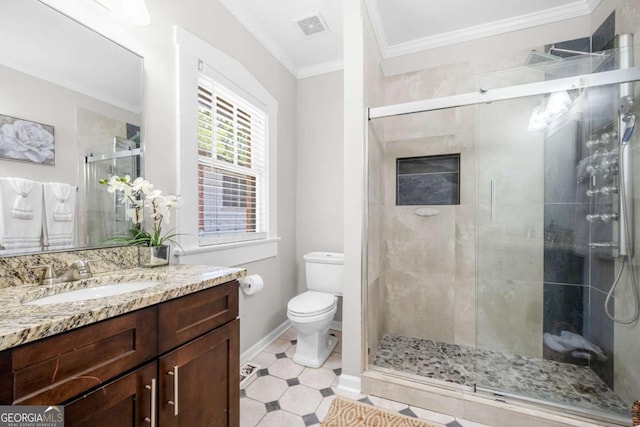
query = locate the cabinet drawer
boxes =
[11,307,157,405]
[158,281,238,354]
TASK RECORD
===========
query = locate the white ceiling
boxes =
[220,0,603,79]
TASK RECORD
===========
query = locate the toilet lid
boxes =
[288,291,336,317]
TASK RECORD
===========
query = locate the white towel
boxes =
[43,182,76,249]
[9,178,35,219]
[0,177,43,252]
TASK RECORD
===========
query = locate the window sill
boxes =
[174,237,280,266]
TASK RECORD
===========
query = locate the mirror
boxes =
[0,0,143,255]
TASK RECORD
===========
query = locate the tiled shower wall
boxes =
[377,60,479,350]
[376,50,546,356]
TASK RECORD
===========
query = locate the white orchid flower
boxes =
[106,175,125,193]
[131,177,155,195]
[100,175,181,246]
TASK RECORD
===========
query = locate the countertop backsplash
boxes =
[0,246,139,288]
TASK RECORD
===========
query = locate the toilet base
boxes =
[293,333,337,368]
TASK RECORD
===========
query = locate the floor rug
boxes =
[320,396,440,427]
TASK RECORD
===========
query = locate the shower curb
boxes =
[361,370,628,427]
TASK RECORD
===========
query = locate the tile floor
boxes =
[373,334,630,418]
[240,327,490,427]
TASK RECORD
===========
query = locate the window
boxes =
[396,154,460,205]
[197,76,267,244]
[176,27,279,265]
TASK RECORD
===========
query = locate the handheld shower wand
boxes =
[621,114,635,144]
[604,111,639,324]
[603,33,638,324]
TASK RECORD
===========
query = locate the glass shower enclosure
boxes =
[366,40,640,425]
[84,135,143,246]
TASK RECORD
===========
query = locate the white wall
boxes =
[341,0,367,392]
[295,71,344,289]
[42,0,298,355]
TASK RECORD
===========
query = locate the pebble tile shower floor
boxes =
[373,335,630,418]
[240,328,489,427]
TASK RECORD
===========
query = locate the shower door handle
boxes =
[490,180,496,221]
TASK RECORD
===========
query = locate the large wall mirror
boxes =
[0,0,143,255]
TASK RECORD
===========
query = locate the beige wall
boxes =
[295,71,344,290]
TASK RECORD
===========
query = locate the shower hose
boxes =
[604,116,639,324]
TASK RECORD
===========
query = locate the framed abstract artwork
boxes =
[0,114,55,165]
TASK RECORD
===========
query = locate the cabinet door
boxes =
[64,362,156,427]
[159,319,239,427]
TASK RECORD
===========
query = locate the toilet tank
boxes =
[304,252,344,295]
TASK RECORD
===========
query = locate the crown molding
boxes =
[297,59,343,79]
[218,0,298,78]
[585,0,604,12]
[371,0,602,59]
[363,0,388,61]
[220,0,604,79]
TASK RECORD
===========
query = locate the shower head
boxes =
[524,50,562,66]
[549,46,607,58]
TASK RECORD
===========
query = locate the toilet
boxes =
[287,252,343,368]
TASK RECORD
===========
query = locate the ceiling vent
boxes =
[295,13,329,37]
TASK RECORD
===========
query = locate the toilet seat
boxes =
[287,291,336,317]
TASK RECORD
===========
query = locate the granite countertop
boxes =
[0,264,246,352]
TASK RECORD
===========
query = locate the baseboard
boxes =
[330,320,343,331]
[240,319,291,364]
[337,374,362,395]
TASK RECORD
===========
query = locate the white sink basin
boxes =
[25,280,163,305]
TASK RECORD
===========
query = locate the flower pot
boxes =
[138,245,170,267]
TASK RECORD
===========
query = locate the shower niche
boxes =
[396,154,461,206]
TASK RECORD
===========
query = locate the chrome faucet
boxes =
[29,259,95,285]
[59,260,93,282]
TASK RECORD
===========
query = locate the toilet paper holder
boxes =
[239,274,264,295]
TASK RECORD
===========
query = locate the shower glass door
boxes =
[474,51,636,422]
[84,139,142,246]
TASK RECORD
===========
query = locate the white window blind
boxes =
[197,73,268,244]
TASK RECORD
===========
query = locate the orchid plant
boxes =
[100,175,181,247]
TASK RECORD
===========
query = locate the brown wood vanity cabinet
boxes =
[1,280,240,427]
